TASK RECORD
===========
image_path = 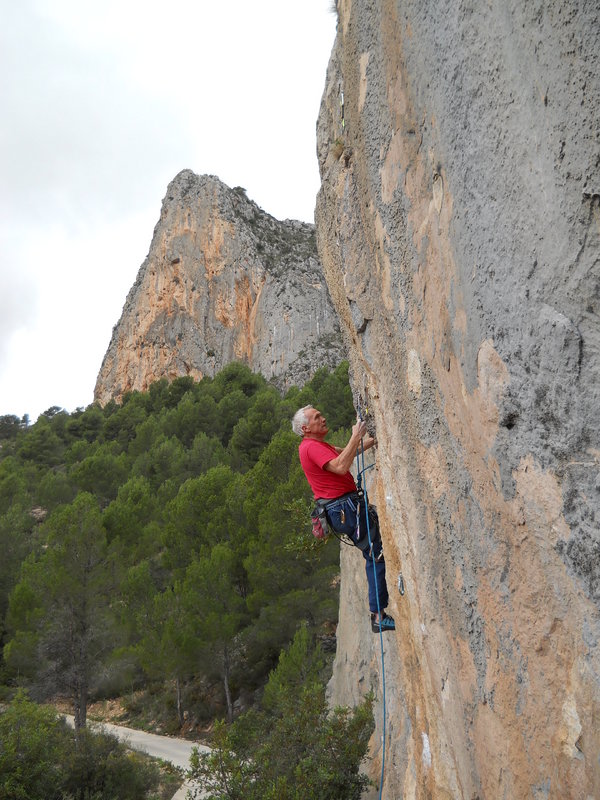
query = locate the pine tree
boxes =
[4,493,121,730]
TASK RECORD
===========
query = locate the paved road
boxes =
[65,716,209,798]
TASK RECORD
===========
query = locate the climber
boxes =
[292,405,395,632]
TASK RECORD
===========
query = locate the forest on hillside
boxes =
[0,362,378,797]
[0,362,358,734]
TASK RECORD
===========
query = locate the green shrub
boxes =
[0,691,160,800]
[188,626,373,800]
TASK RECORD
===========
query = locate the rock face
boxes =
[94,171,343,404]
[318,2,600,798]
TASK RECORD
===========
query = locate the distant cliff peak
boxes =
[94,170,344,405]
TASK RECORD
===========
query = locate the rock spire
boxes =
[94,170,343,404]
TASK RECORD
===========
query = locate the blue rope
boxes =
[356,437,386,800]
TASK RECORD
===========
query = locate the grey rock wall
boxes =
[317,2,600,798]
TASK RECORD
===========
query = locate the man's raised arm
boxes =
[324,419,369,475]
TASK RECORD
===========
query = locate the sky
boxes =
[0,0,338,421]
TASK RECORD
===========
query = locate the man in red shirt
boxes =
[293,405,395,632]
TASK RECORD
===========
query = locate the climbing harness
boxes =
[356,407,387,800]
[311,496,356,546]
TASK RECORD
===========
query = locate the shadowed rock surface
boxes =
[318,2,600,798]
[95,171,344,404]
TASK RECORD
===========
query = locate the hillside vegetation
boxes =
[0,362,354,733]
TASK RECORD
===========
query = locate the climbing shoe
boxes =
[371,613,395,633]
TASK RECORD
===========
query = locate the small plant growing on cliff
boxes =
[331,137,344,160]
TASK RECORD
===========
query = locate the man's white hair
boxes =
[292,405,313,437]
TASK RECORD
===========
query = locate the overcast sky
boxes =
[0,0,337,421]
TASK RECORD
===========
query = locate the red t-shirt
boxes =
[299,438,357,499]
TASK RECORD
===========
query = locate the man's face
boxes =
[303,407,328,438]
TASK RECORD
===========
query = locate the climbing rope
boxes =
[356,413,387,800]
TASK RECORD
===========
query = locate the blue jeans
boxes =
[325,493,389,614]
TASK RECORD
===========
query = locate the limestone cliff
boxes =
[318,2,600,798]
[94,171,343,404]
